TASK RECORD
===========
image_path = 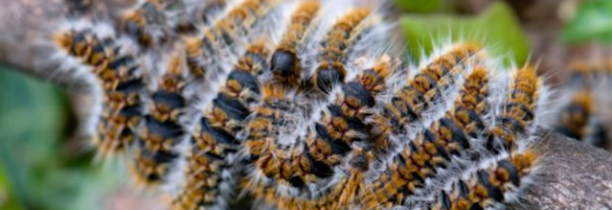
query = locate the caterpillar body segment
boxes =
[171,117,237,210]
[313,8,372,93]
[95,103,143,155]
[427,149,539,210]
[306,57,395,167]
[255,147,374,210]
[271,0,321,86]
[54,29,116,68]
[96,53,147,155]
[132,55,191,186]
[450,66,490,139]
[242,83,315,189]
[196,0,229,26]
[122,0,171,46]
[489,67,540,152]
[54,26,148,156]
[162,0,229,34]
[550,61,612,149]
[370,44,483,151]
[554,91,593,140]
[185,0,282,77]
[172,43,270,210]
[318,147,374,210]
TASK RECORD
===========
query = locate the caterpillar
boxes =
[548,61,612,150]
[554,91,593,140]
[361,62,490,210]
[47,0,554,209]
[313,8,372,93]
[240,1,391,204]
[54,24,147,156]
[426,148,539,210]
[243,57,394,205]
[122,0,171,46]
[271,0,320,86]
[488,66,540,153]
[185,0,281,77]
[132,54,191,186]
[171,42,270,210]
[370,44,482,152]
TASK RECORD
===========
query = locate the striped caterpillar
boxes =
[48,0,552,209]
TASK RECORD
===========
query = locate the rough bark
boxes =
[509,131,612,209]
[0,0,611,209]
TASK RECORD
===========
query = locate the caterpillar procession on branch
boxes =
[48,0,554,209]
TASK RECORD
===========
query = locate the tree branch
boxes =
[1,0,611,209]
[510,131,612,209]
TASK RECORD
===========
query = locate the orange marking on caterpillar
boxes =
[96,104,141,155]
[54,29,117,70]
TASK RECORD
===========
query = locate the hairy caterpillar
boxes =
[47,0,553,209]
[313,8,372,93]
[171,42,270,210]
[549,61,612,150]
[426,149,539,210]
[488,66,540,153]
[370,44,482,151]
[132,54,192,186]
[362,59,489,210]
[54,24,147,157]
[122,0,171,46]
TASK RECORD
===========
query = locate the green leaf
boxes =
[0,163,25,210]
[0,67,122,210]
[395,0,442,13]
[562,0,612,44]
[401,1,530,66]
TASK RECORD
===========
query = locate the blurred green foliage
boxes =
[400,1,530,66]
[395,0,443,13]
[0,67,119,210]
[562,0,612,44]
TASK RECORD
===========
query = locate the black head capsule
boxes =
[315,63,346,94]
[270,49,299,84]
